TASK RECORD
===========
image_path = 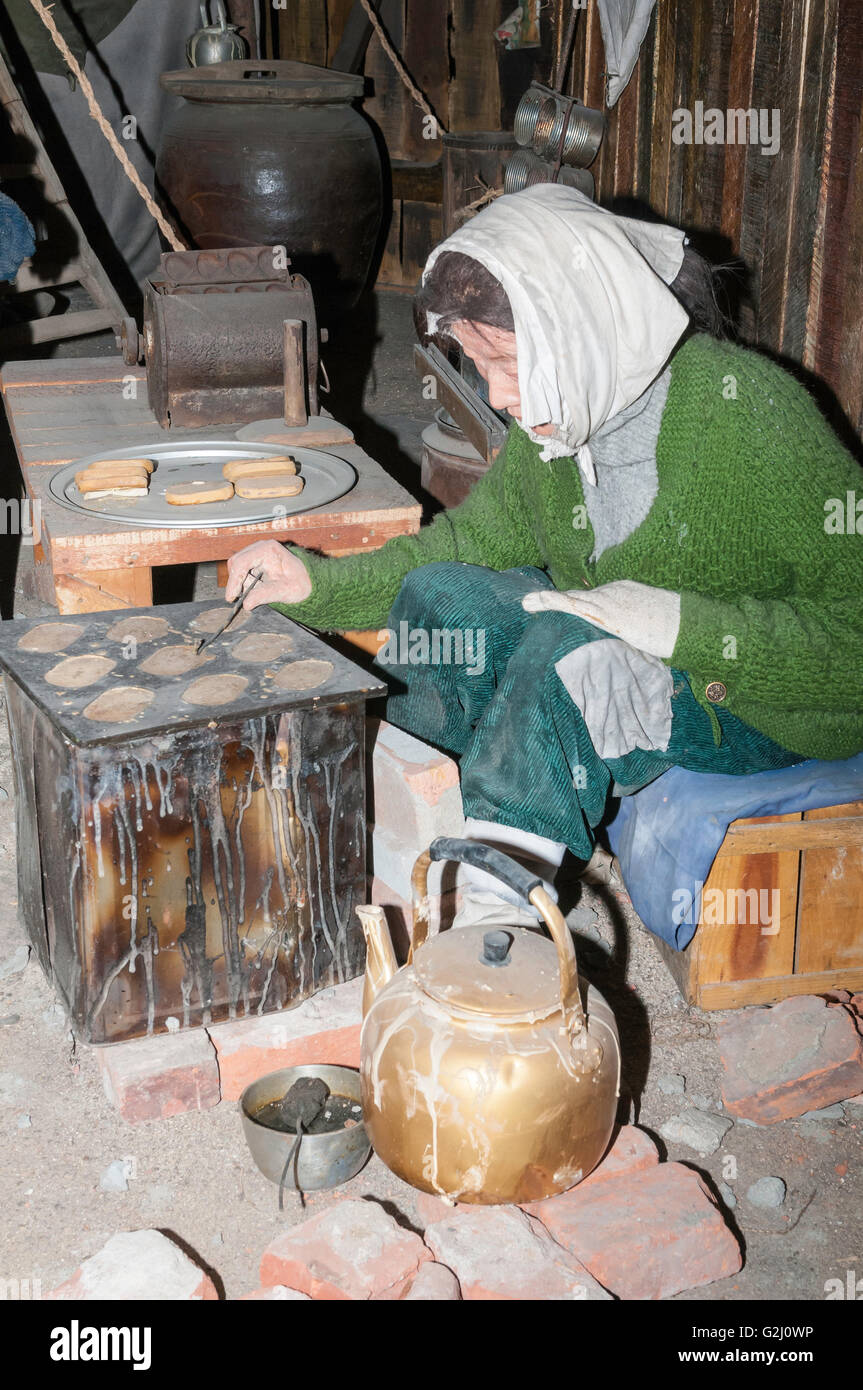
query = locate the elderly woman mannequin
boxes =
[226,185,863,928]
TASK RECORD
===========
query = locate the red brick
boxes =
[369,723,464,897]
[371,718,461,812]
[415,1190,463,1229]
[823,989,854,1005]
[48,1230,218,1300]
[239,1286,310,1300]
[423,1206,612,1301]
[534,1125,659,1208]
[98,1028,219,1123]
[530,1162,741,1300]
[402,1262,461,1301]
[851,993,863,1015]
[260,1199,431,1300]
[209,977,362,1101]
[718,994,863,1123]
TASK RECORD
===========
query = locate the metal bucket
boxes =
[240,1063,371,1193]
[556,165,595,198]
[505,149,594,200]
[531,94,606,168]
[513,86,545,147]
[504,148,548,193]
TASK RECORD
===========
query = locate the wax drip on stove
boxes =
[277,1076,330,1211]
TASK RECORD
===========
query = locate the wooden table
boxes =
[1,358,422,618]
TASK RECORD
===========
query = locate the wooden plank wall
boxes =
[570,0,863,440]
[270,1,863,440]
[272,1,555,289]
[270,0,355,64]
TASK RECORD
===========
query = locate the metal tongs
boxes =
[194,567,263,654]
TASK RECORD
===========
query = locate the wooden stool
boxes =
[656,800,863,1009]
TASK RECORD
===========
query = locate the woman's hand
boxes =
[224,540,313,611]
[522,579,681,658]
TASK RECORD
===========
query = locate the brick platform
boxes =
[98,1028,220,1125]
[252,1127,742,1302]
[98,977,364,1120]
[209,978,363,1102]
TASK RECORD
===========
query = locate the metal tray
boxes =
[48,440,357,529]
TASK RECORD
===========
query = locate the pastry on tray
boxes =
[222,455,298,481]
[165,479,235,506]
[75,459,151,499]
[233,474,305,499]
[81,461,155,478]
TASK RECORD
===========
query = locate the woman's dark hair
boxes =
[669,244,728,336]
[414,250,515,345]
[414,240,727,343]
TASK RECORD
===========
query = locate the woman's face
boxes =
[453,320,555,436]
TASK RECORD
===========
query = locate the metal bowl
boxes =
[239,1063,371,1193]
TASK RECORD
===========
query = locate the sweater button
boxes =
[705,681,727,703]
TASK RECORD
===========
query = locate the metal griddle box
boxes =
[0,602,385,1044]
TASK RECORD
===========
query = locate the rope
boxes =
[359,0,448,134]
[454,179,504,223]
[26,0,186,251]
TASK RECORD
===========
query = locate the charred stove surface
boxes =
[0,601,385,1043]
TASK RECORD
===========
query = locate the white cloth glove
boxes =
[522,579,681,659]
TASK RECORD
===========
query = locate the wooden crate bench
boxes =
[655,800,863,1010]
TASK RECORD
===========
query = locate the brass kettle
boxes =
[357,837,621,1206]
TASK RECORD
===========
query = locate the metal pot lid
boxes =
[160,59,364,104]
[413,925,563,1020]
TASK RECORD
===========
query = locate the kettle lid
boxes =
[414,924,564,1020]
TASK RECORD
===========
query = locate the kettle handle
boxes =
[410,837,584,1033]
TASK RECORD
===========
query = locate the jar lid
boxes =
[413,924,563,1021]
[160,59,364,105]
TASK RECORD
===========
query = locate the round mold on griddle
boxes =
[106,615,172,644]
[272,659,334,692]
[181,673,249,707]
[17,621,86,653]
[138,645,212,678]
[44,654,117,689]
[82,686,155,723]
[189,607,250,635]
[229,632,294,664]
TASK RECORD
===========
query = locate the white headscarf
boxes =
[422,184,690,484]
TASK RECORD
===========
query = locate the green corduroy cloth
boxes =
[273,334,863,762]
[378,563,801,857]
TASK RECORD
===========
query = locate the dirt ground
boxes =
[0,292,859,1301]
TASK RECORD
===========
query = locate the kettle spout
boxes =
[355,905,398,1015]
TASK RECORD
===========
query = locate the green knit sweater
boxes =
[275,334,863,761]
